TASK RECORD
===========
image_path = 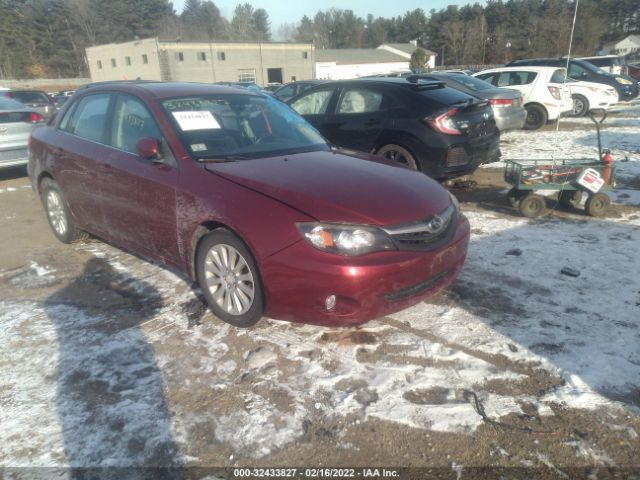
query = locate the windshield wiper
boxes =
[199,154,251,163]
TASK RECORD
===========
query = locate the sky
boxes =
[171,0,486,37]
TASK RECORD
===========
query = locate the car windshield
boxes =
[448,74,494,91]
[161,93,329,161]
[576,61,608,75]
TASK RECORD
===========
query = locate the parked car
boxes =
[577,55,626,75]
[0,97,44,170]
[214,81,264,93]
[263,83,282,93]
[3,90,57,120]
[401,73,526,132]
[506,58,639,102]
[272,80,328,102]
[474,67,573,129]
[28,81,470,327]
[565,79,618,116]
[287,77,501,180]
[53,95,71,108]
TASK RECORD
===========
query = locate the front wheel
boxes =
[40,178,88,243]
[196,229,264,328]
[524,105,548,130]
[376,144,418,170]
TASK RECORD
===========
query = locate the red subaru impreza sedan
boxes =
[28,81,470,327]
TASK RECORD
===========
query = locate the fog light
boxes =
[325,295,336,311]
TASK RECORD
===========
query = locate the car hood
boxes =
[204,150,451,226]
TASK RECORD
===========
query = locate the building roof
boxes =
[378,43,436,56]
[315,48,408,65]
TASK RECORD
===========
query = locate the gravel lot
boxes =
[1,103,639,479]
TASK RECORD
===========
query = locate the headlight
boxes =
[615,77,632,85]
[296,223,396,256]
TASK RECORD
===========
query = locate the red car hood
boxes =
[204,150,451,226]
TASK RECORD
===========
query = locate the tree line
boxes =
[0,0,637,79]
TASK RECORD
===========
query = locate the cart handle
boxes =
[587,109,607,156]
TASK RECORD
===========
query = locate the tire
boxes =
[518,193,546,218]
[196,229,264,328]
[40,178,89,243]
[524,104,548,130]
[585,192,610,217]
[507,188,527,207]
[570,94,589,117]
[376,144,418,170]
[558,190,582,209]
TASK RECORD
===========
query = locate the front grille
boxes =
[383,203,456,251]
[383,267,452,302]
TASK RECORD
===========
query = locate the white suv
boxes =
[473,66,573,129]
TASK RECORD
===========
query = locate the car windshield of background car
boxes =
[162,93,328,161]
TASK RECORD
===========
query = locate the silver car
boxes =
[409,73,527,131]
[0,98,44,170]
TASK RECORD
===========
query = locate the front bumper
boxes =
[261,214,470,326]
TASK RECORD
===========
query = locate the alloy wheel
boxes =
[46,190,67,237]
[203,244,255,315]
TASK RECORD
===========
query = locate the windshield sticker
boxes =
[172,111,221,131]
[191,143,207,152]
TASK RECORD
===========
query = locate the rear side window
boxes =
[290,88,335,115]
[475,73,497,85]
[61,93,112,143]
[9,91,50,104]
[550,69,567,83]
[274,84,296,99]
[496,71,537,87]
[337,88,383,114]
[449,75,494,91]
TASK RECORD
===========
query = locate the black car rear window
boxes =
[9,91,50,104]
[414,85,475,107]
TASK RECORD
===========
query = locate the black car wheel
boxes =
[518,193,546,218]
[570,94,589,117]
[40,178,88,243]
[585,192,610,217]
[196,229,264,328]
[524,105,548,130]
[376,144,418,170]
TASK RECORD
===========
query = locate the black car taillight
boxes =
[424,107,461,135]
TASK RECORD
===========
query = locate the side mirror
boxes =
[136,137,160,160]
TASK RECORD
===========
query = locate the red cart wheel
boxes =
[585,192,610,217]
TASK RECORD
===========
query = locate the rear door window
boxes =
[475,73,498,85]
[496,71,537,87]
[61,93,112,143]
[550,69,568,83]
[336,88,383,114]
[274,84,296,99]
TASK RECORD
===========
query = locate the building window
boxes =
[111,58,116,68]
[238,68,256,83]
[303,51,308,59]
[142,54,148,64]
[97,60,102,70]
[217,52,226,61]
[198,52,206,61]
[125,56,131,66]
[176,52,184,61]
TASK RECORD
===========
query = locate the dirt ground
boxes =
[1,116,640,478]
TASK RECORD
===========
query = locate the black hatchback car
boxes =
[506,58,639,102]
[286,77,500,180]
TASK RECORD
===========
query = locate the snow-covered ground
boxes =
[0,100,639,470]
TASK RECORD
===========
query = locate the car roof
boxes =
[476,66,565,73]
[77,81,261,99]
